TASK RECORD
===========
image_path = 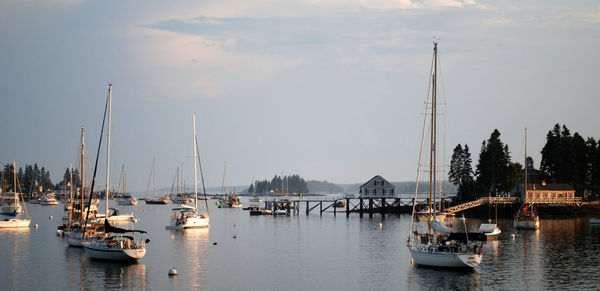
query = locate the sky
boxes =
[1,0,599,192]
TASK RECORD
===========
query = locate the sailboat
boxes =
[144,158,169,205]
[0,161,31,228]
[514,128,540,230]
[406,41,483,269]
[0,163,23,217]
[82,84,149,261]
[95,86,137,223]
[166,113,210,229]
[116,165,138,205]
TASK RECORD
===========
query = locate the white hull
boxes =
[84,245,146,261]
[83,238,146,261]
[117,198,138,206]
[409,247,482,268]
[167,215,209,229]
[0,218,30,228]
[589,218,600,224]
[98,214,138,223]
[64,231,84,247]
[41,200,59,205]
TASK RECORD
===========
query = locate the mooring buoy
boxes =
[213,242,218,245]
[34,224,39,228]
[233,234,238,239]
[168,268,178,276]
[49,216,53,220]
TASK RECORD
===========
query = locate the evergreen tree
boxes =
[476,129,513,196]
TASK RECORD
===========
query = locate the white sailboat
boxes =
[97,86,137,223]
[116,165,138,205]
[0,161,31,229]
[514,128,540,230]
[407,41,483,269]
[166,113,210,229]
[83,84,148,261]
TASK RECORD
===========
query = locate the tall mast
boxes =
[524,128,528,204]
[429,41,438,218]
[105,84,112,216]
[13,161,16,202]
[68,163,73,228]
[193,113,198,212]
[80,126,85,227]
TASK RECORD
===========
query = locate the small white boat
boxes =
[479,223,501,239]
[97,208,138,223]
[249,196,263,203]
[40,193,60,205]
[589,218,600,224]
[117,195,138,206]
[166,205,209,229]
[0,217,31,228]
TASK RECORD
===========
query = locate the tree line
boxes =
[0,163,53,193]
[248,174,309,195]
[450,124,600,202]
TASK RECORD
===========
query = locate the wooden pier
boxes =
[256,194,582,217]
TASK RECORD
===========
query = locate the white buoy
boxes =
[168,268,178,276]
[511,233,516,239]
[34,224,39,228]
[49,216,53,220]
[379,223,383,228]
[233,234,238,239]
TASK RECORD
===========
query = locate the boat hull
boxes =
[167,216,209,229]
[64,231,84,247]
[514,220,539,230]
[0,218,30,228]
[84,245,145,261]
[409,247,482,269]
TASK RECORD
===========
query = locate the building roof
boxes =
[520,183,574,191]
[359,175,393,189]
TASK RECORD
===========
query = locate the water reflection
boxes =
[408,266,482,291]
[79,259,147,290]
[168,229,209,289]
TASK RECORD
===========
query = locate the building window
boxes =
[383,189,386,194]
[390,189,394,194]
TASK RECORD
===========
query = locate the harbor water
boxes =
[1,200,599,290]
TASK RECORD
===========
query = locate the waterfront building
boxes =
[359,175,395,198]
[513,182,579,205]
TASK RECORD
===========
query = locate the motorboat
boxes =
[479,223,501,240]
[40,193,59,205]
[514,204,539,230]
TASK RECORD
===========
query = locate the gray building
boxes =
[359,175,395,198]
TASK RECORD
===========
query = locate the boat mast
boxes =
[68,163,73,228]
[105,84,112,216]
[80,126,85,229]
[524,127,528,206]
[429,41,438,219]
[13,161,17,206]
[193,113,199,212]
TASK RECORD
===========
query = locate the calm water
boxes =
[1,199,599,290]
